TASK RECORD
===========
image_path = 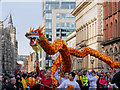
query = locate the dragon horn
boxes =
[30,27,32,32]
[32,28,34,32]
[39,25,45,32]
[38,25,41,30]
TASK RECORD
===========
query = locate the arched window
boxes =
[114,46,118,55]
[111,22,113,38]
[109,48,113,59]
[105,49,109,55]
[115,0,117,11]
[106,24,108,40]
[115,20,117,37]
[110,48,113,54]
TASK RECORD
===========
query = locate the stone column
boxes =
[0,22,2,74]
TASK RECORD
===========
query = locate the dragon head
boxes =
[25,26,45,46]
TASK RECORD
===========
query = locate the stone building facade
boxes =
[72,0,104,71]
[101,1,120,70]
[0,14,18,73]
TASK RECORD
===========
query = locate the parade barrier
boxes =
[25,26,120,87]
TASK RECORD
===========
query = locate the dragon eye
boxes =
[34,31,37,33]
[31,31,34,33]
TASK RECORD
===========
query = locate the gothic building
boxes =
[0,14,18,73]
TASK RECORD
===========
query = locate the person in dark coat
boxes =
[111,71,120,89]
[2,77,9,90]
[16,77,23,90]
[6,77,17,90]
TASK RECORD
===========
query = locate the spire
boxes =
[8,13,13,25]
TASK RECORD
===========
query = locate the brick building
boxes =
[101,1,120,70]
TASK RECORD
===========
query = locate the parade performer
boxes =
[25,25,120,86]
[57,72,81,90]
[36,61,52,90]
[21,74,27,90]
[54,68,69,84]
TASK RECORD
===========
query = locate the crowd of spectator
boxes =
[1,68,120,90]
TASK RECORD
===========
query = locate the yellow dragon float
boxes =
[25,26,120,86]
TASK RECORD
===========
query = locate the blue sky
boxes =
[1,1,42,55]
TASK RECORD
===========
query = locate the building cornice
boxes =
[66,31,76,41]
[66,34,76,42]
[76,34,103,46]
[71,0,92,17]
[101,36,120,46]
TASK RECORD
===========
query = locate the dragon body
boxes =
[25,26,120,86]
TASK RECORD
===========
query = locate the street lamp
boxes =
[90,57,94,71]
[77,58,83,70]
[118,54,120,71]
[102,46,105,70]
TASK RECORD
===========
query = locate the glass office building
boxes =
[42,0,76,69]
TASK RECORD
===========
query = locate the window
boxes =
[61,33,66,37]
[46,4,51,10]
[61,23,65,28]
[40,51,42,58]
[115,0,117,11]
[56,29,60,32]
[46,13,52,19]
[115,20,117,36]
[111,22,113,38]
[56,23,60,29]
[66,23,69,28]
[92,24,94,37]
[71,23,76,28]
[61,2,69,9]
[70,2,76,9]
[56,13,75,20]
[56,13,60,19]
[56,34,59,36]
[51,3,59,9]
[45,29,51,32]
[61,2,76,9]
[106,24,108,40]
[45,22,52,29]
[45,60,48,67]
[39,61,42,67]
[49,60,53,67]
